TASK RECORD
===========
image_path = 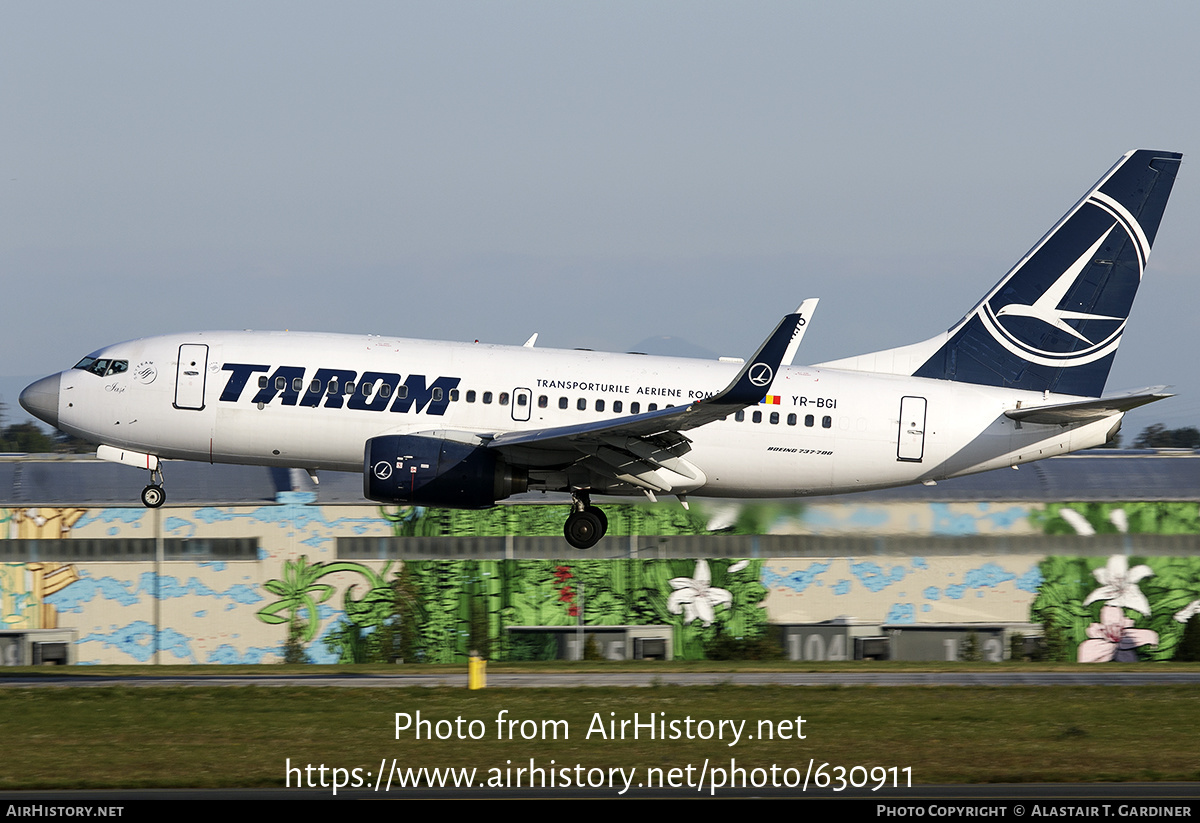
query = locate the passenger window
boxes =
[735,410,745,422]
[293,377,304,393]
[822,415,832,428]
[770,412,779,425]
[396,385,408,399]
[309,379,321,393]
[483,391,493,404]
[630,402,640,414]
[577,398,586,411]
[752,410,762,423]
[466,390,476,403]
[613,401,622,413]
[559,397,568,409]
[450,389,459,401]
[275,376,286,390]
[648,403,658,411]
[381,384,392,398]
[432,388,442,401]
[787,413,796,426]
[595,399,605,412]
[498,392,509,405]
[344,382,355,395]
[327,379,338,395]
[516,393,526,406]
[805,414,814,427]
[259,376,269,389]
[538,395,548,408]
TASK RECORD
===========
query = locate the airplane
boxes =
[20,149,1182,549]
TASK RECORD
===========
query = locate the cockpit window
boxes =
[73,357,129,377]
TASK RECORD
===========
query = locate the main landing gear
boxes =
[563,492,608,550]
[140,466,166,509]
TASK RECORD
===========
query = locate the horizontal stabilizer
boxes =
[1004,386,1172,425]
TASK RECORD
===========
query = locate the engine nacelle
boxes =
[363,434,527,508]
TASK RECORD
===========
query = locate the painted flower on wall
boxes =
[667,559,733,627]
[554,565,578,618]
[1035,552,1200,663]
[1078,605,1159,662]
[1082,555,1154,617]
[1174,600,1200,623]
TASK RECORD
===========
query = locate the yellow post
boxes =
[468,653,486,689]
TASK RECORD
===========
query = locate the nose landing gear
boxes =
[140,466,166,508]
[563,492,608,550]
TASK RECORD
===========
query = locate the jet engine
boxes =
[363,434,527,508]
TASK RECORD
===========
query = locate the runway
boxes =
[4,670,1200,687]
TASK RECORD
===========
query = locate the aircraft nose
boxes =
[19,374,61,429]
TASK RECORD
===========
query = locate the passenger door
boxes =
[174,344,209,410]
[897,396,927,462]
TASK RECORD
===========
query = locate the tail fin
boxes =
[824,150,1182,397]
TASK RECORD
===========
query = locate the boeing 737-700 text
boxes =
[20,149,1182,548]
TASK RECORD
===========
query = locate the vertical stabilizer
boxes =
[822,150,1182,397]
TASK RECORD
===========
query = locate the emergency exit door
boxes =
[511,387,532,422]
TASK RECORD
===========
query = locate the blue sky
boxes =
[3,2,1198,434]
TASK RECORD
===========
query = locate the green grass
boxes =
[2,679,1199,789]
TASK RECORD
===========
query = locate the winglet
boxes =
[706,305,808,407]
[782,298,818,366]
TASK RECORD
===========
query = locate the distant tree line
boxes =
[0,402,93,453]
[0,422,92,454]
[1130,424,1200,449]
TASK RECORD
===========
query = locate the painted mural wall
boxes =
[1,498,1197,664]
[1,493,393,664]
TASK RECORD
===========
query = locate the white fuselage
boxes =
[50,330,1115,499]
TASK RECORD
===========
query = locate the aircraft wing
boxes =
[483,302,816,494]
[1003,386,1173,425]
